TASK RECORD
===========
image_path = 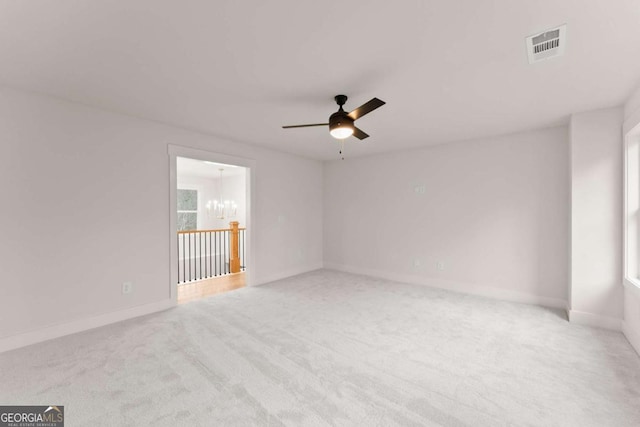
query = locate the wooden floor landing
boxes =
[177,272,245,304]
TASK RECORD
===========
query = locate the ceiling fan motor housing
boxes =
[329,110,354,132]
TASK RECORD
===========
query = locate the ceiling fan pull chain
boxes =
[340,140,345,160]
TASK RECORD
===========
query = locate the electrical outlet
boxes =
[122,281,133,295]
[414,185,426,194]
[436,261,445,271]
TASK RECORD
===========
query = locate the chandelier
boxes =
[206,168,237,220]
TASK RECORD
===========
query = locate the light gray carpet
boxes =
[1,270,639,426]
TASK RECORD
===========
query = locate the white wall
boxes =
[324,126,569,307]
[623,84,640,354]
[569,107,623,329]
[217,173,247,229]
[0,86,323,350]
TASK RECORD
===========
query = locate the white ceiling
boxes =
[177,157,245,179]
[1,0,639,160]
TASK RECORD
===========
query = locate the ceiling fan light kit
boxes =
[283,94,386,149]
[329,114,354,140]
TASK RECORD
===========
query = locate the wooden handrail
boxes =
[177,227,246,234]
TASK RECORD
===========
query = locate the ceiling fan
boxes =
[282,95,385,140]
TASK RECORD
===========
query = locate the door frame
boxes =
[168,144,256,303]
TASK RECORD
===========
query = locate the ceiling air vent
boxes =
[526,24,566,64]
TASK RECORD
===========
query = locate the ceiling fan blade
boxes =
[347,98,385,121]
[352,126,369,140]
[282,123,328,129]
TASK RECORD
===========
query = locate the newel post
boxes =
[229,221,240,273]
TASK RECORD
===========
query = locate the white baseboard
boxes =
[622,321,640,356]
[567,309,622,331]
[254,262,324,287]
[324,263,567,310]
[0,299,175,354]
[0,263,324,354]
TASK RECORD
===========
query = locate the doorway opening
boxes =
[168,146,253,304]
